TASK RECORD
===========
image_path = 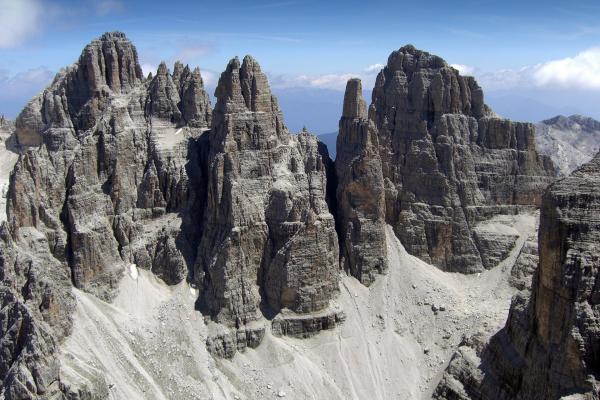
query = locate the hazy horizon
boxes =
[1,0,600,130]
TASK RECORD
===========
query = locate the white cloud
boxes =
[141,64,157,77]
[174,44,214,62]
[468,47,600,93]
[450,63,475,76]
[365,63,384,73]
[270,63,386,91]
[0,0,43,48]
[534,47,600,90]
[475,66,538,91]
[271,73,358,90]
[0,67,54,97]
[200,70,217,87]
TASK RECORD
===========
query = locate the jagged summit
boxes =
[77,30,143,94]
[386,44,448,72]
[214,55,277,114]
[99,30,129,40]
[376,44,487,120]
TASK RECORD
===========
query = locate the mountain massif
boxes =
[535,114,600,176]
[0,32,597,400]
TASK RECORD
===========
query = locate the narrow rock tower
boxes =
[335,78,388,285]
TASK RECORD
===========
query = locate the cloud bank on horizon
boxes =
[0,0,599,127]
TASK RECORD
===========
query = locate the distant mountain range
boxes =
[535,114,600,176]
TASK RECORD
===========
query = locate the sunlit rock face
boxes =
[365,45,555,273]
[196,55,340,339]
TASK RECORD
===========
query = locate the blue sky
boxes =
[1,0,600,129]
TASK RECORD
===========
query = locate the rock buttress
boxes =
[196,56,340,348]
[335,78,388,285]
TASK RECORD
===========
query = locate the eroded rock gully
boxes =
[1,33,584,400]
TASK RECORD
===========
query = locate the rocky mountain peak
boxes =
[145,60,211,127]
[156,61,169,76]
[375,44,486,120]
[77,30,143,94]
[14,31,146,143]
[336,78,388,285]
[214,55,276,114]
[542,114,600,131]
[366,44,555,272]
[342,78,367,119]
[386,44,447,75]
[536,114,600,176]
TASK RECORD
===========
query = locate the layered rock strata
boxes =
[335,79,388,285]
[195,56,340,346]
[346,45,556,273]
[1,31,212,396]
[434,152,600,399]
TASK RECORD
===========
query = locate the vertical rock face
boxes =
[8,32,212,299]
[146,62,212,127]
[196,56,339,329]
[434,152,600,400]
[2,32,212,395]
[335,79,388,285]
[366,45,555,273]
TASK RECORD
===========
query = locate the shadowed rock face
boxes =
[365,45,556,273]
[335,79,388,285]
[434,152,600,400]
[196,56,339,329]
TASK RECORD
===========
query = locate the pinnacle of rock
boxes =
[214,55,277,114]
[77,30,144,94]
[342,78,367,119]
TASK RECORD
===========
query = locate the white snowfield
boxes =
[59,217,534,400]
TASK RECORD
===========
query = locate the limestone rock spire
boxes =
[336,78,387,285]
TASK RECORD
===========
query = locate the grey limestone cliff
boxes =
[1,31,212,397]
[335,78,388,285]
[434,152,600,400]
[362,45,556,273]
[196,56,341,351]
